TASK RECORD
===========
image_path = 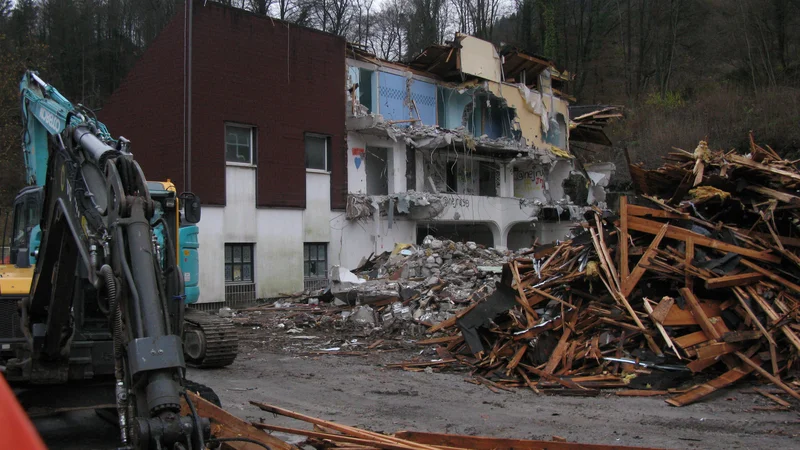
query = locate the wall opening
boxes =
[562,173,589,206]
[544,113,567,149]
[358,68,373,111]
[366,147,389,195]
[416,222,494,247]
[478,162,498,196]
[507,222,536,251]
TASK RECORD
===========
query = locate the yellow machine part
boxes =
[0,265,34,296]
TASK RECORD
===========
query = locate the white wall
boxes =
[196,166,328,302]
[347,131,405,194]
[330,213,416,270]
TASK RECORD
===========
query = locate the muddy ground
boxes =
[183,306,800,450]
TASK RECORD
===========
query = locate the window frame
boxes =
[224,243,255,284]
[225,123,256,167]
[303,242,328,279]
[304,133,331,173]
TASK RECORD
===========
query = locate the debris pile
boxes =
[402,136,800,407]
[322,237,528,334]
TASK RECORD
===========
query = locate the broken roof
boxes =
[569,105,624,146]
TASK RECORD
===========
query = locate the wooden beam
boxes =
[250,402,440,450]
[745,286,800,352]
[627,216,782,263]
[393,431,665,450]
[681,288,721,340]
[666,361,755,407]
[619,196,630,281]
[643,300,681,358]
[627,204,689,219]
[735,352,800,402]
[740,259,800,294]
[728,154,800,183]
[621,223,668,297]
[181,392,295,450]
[705,272,764,289]
[745,185,800,205]
[252,423,425,450]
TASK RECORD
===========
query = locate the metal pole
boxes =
[187,0,193,192]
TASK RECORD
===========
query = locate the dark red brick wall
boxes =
[101,1,347,209]
[99,6,186,194]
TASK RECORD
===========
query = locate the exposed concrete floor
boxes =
[185,349,800,450]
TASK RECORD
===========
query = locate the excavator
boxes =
[0,71,236,448]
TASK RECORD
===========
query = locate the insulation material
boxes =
[458,34,503,83]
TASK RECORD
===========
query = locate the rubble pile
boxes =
[401,135,800,407]
[328,237,524,334]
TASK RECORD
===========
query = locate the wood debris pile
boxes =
[401,135,800,407]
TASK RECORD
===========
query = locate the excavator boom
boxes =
[2,71,212,449]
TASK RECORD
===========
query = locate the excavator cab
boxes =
[7,186,43,268]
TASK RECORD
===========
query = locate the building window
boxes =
[225,243,253,283]
[305,134,330,171]
[225,124,254,165]
[304,243,327,279]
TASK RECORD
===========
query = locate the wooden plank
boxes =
[393,431,666,450]
[544,300,582,374]
[648,296,674,324]
[681,288,722,340]
[662,302,722,326]
[616,390,669,397]
[622,223,668,297]
[627,216,782,263]
[706,272,764,289]
[745,286,800,352]
[694,342,741,360]
[250,402,441,450]
[728,154,800,182]
[619,196,630,282]
[251,423,425,450]
[415,336,462,346]
[685,237,695,291]
[735,352,800,402]
[687,356,723,373]
[753,388,792,408]
[740,259,800,294]
[627,204,689,219]
[666,362,756,407]
[181,392,295,450]
[674,331,711,349]
[643,300,681,358]
[732,287,777,347]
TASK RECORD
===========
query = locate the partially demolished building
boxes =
[331,34,616,269]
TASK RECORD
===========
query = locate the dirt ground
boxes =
[183,307,800,450]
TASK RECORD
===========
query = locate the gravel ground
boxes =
[30,307,800,449]
[184,312,800,450]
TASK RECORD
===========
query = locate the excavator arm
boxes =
[6,71,210,449]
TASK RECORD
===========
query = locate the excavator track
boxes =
[183,308,239,368]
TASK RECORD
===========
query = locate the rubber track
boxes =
[184,308,238,368]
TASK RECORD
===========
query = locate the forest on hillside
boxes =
[1,0,799,207]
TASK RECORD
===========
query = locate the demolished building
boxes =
[331,34,618,270]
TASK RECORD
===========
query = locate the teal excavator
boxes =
[0,71,237,449]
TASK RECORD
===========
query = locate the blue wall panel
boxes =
[409,79,437,126]
[378,72,410,123]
